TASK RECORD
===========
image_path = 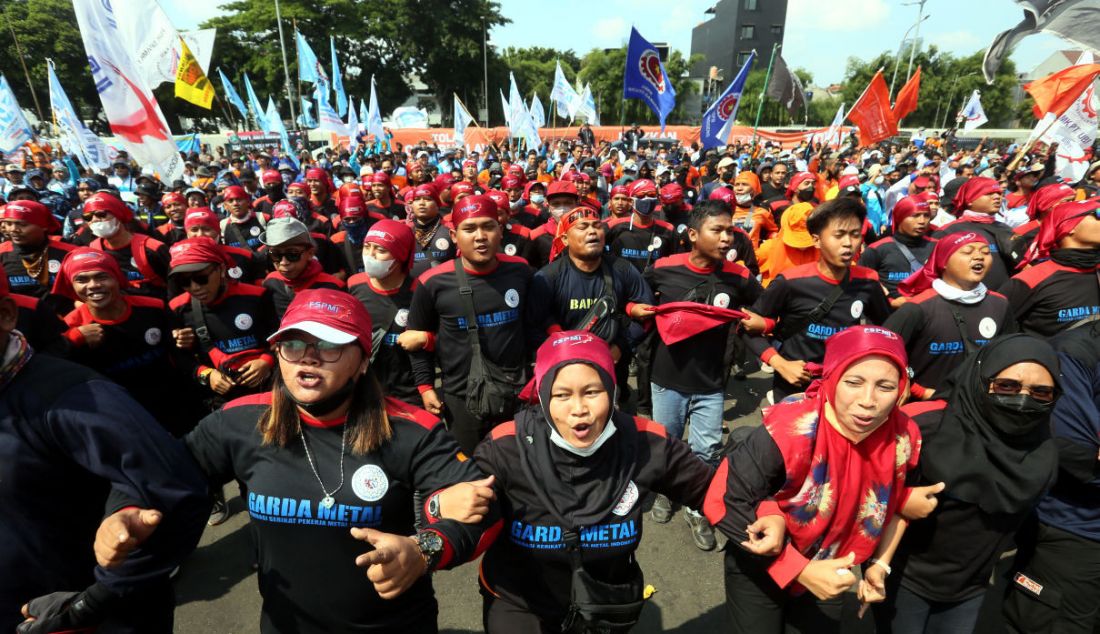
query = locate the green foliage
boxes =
[732,66,815,127]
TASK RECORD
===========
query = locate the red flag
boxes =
[847,70,898,147]
[651,302,746,345]
[1024,63,1100,119]
[892,66,921,122]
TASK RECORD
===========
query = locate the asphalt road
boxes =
[171,368,874,633]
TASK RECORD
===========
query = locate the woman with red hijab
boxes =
[933,177,1020,288]
[705,325,924,634]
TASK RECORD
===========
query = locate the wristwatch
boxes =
[415,530,444,572]
[426,493,442,522]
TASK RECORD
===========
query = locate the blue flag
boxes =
[242,72,269,131]
[298,97,317,128]
[330,36,346,117]
[0,75,33,155]
[296,30,328,92]
[623,27,677,131]
[700,51,756,149]
[218,68,249,122]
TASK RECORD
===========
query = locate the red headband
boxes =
[222,185,248,200]
[550,207,600,262]
[161,192,186,206]
[898,231,989,297]
[411,183,440,206]
[169,237,232,271]
[2,200,60,233]
[451,194,499,226]
[51,248,126,301]
[1026,183,1076,222]
[365,219,415,272]
[953,177,1001,211]
[183,207,220,231]
[891,194,931,231]
[83,192,133,224]
[1029,198,1100,264]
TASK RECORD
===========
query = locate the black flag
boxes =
[766,54,807,121]
[983,0,1100,83]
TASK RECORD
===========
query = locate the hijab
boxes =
[922,334,1060,516]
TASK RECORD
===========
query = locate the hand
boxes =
[172,327,195,350]
[209,370,236,395]
[772,356,811,386]
[78,323,106,348]
[351,527,428,599]
[397,330,430,352]
[94,507,162,568]
[628,303,656,320]
[889,296,908,309]
[796,552,857,601]
[236,358,272,388]
[740,515,786,556]
[901,482,945,520]
[609,344,623,363]
[740,309,768,334]
[420,389,444,415]
[857,562,889,618]
[18,584,115,634]
[922,388,936,401]
[436,475,496,523]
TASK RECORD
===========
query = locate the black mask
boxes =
[286,377,358,418]
[796,189,815,202]
[984,393,1054,437]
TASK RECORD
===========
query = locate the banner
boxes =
[499,89,511,126]
[391,106,430,129]
[119,0,181,88]
[700,51,755,149]
[623,27,677,130]
[265,97,299,169]
[846,70,897,146]
[572,83,598,125]
[175,37,215,109]
[176,133,201,155]
[48,60,110,170]
[71,0,182,180]
[330,36,346,117]
[1029,52,1099,183]
[0,75,33,154]
[316,92,349,136]
[218,68,249,122]
[296,30,329,92]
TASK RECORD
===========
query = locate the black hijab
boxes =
[922,334,1060,516]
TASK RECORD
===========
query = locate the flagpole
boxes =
[4,11,45,123]
[751,43,780,146]
[292,19,305,132]
[274,0,297,127]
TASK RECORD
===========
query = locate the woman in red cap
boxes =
[885,232,1013,399]
[473,330,714,632]
[1001,198,1100,337]
[706,325,927,634]
[305,167,338,221]
[932,176,1019,288]
[84,192,172,298]
[859,194,937,305]
[347,219,420,405]
[182,288,498,632]
[331,191,385,276]
[0,199,76,300]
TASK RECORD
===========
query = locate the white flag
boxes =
[346,96,360,153]
[117,0,181,88]
[960,90,988,131]
[316,91,349,136]
[530,93,545,128]
[454,93,474,145]
[824,102,846,147]
[573,83,598,124]
[0,75,33,155]
[1029,52,1098,182]
[181,29,217,75]
[71,0,182,180]
[508,73,528,137]
[365,75,385,140]
[500,89,512,126]
[549,60,579,117]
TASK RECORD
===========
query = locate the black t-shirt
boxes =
[1000,260,1100,337]
[169,282,277,380]
[883,289,1015,392]
[407,256,534,396]
[222,214,269,251]
[605,216,676,272]
[646,253,763,392]
[410,220,456,279]
[91,234,171,298]
[858,234,937,298]
[0,240,77,299]
[526,221,556,270]
[185,393,495,633]
[500,222,532,262]
[348,273,419,404]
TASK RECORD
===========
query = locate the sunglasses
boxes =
[277,339,346,363]
[176,267,216,287]
[82,210,113,222]
[269,249,306,263]
[989,377,1058,403]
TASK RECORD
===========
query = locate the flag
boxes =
[359,99,368,129]
[983,0,1100,83]
[577,84,599,125]
[530,93,546,128]
[296,30,329,91]
[0,75,33,155]
[454,93,474,144]
[298,97,317,128]
[47,61,110,170]
[500,89,512,126]
[330,36,346,117]
[118,0,181,88]
[71,0,183,181]
[1029,51,1100,182]
[765,53,807,121]
[218,68,248,121]
[845,70,897,146]
[243,73,269,131]
[508,73,528,137]
[264,98,298,170]
[824,102,846,147]
[700,51,755,149]
[892,66,921,122]
[346,96,360,153]
[175,37,214,108]
[1024,62,1100,119]
[959,90,989,130]
[550,60,579,117]
[365,75,385,140]
[623,27,677,130]
[181,29,216,75]
[316,92,349,136]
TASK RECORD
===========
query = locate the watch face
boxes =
[418,530,444,554]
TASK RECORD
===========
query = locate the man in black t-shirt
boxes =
[859,193,937,303]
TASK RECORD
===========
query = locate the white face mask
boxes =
[530,193,545,205]
[89,217,121,238]
[549,204,572,220]
[735,192,753,206]
[873,176,884,185]
[362,253,397,279]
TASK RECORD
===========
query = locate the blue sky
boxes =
[166,0,1069,85]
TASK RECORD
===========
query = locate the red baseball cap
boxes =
[222,185,249,200]
[546,181,578,200]
[183,207,221,231]
[339,192,367,219]
[169,237,231,275]
[268,288,373,352]
[260,169,282,186]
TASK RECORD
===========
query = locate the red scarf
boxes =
[271,258,324,291]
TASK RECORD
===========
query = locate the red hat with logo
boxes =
[485,190,510,215]
[51,248,126,301]
[610,185,632,199]
[268,288,373,353]
[2,199,60,233]
[898,231,989,297]
[183,207,221,232]
[518,330,616,404]
[708,187,733,203]
[629,179,657,197]
[260,169,282,186]
[169,236,232,275]
[659,183,684,204]
[161,192,186,207]
[546,181,579,200]
[451,194,499,226]
[891,194,931,231]
[501,174,523,190]
[450,181,476,201]
[339,191,367,219]
[411,183,440,206]
[222,185,249,200]
[83,192,133,224]
[287,181,309,197]
[365,219,415,272]
[370,171,391,186]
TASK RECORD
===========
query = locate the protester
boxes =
[933,177,1020,289]
[754,201,817,288]
[0,199,76,300]
[858,194,936,303]
[605,179,675,272]
[84,192,171,297]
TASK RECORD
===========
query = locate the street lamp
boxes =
[889,12,930,98]
[904,0,929,86]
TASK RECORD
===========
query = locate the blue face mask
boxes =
[530,193,545,205]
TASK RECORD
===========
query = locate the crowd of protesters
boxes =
[1,124,1098,634]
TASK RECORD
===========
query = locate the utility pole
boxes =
[482,20,489,126]
[905,0,927,85]
[4,11,44,123]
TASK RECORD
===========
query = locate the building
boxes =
[689,0,788,81]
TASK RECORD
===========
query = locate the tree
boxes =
[577,46,701,127]
[732,66,815,128]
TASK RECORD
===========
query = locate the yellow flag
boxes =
[175,38,214,109]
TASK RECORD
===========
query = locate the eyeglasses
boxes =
[269,249,306,263]
[276,339,346,363]
[989,377,1058,403]
[175,268,216,287]
[82,210,113,222]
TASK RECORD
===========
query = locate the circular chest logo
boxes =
[434,237,449,251]
[676,223,687,234]
[504,243,517,256]
[250,226,262,236]
[612,481,639,517]
[850,299,864,319]
[394,308,409,328]
[978,317,998,339]
[234,313,253,330]
[504,288,520,308]
[228,266,243,279]
[650,236,663,250]
[725,248,739,262]
[129,257,137,268]
[47,259,61,274]
[351,464,390,502]
[144,327,162,345]
[714,292,731,308]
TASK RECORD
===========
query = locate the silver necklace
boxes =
[299,423,347,510]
